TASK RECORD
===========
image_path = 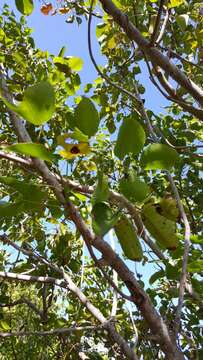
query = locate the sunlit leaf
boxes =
[168,0,184,8]
[140,144,179,170]
[67,57,83,71]
[15,0,34,15]
[1,81,55,125]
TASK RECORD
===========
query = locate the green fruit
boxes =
[92,202,119,236]
[114,214,143,261]
[119,169,149,203]
[159,197,179,221]
[142,203,179,250]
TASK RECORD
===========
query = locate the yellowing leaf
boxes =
[67,57,83,72]
[168,0,184,8]
[40,3,53,15]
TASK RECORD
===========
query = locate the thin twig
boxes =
[83,238,132,301]
[109,229,118,317]
[158,45,203,70]
[150,0,167,46]
[0,150,33,167]
[0,237,137,360]
[156,7,169,44]
[87,0,142,108]
[152,66,203,121]
[166,174,191,336]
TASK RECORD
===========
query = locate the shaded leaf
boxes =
[149,270,165,285]
[74,97,100,137]
[119,169,149,203]
[4,143,54,162]
[92,202,119,236]
[0,200,24,218]
[0,176,47,203]
[176,14,189,31]
[114,116,145,159]
[92,171,109,204]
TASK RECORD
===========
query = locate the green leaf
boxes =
[188,260,203,273]
[0,320,11,331]
[74,97,100,137]
[0,176,47,203]
[92,171,109,204]
[119,169,149,203]
[149,270,165,285]
[53,57,71,75]
[1,81,55,125]
[140,144,179,170]
[92,202,119,236]
[73,192,87,202]
[168,0,184,8]
[114,116,146,159]
[176,14,189,31]
[0,201,24,218]
[67,56,83,71]
[15,0,34,15]
[4,143,54,162]
[58,46,66,57]
[71,128,89,142]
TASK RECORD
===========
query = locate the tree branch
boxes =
[0,326,98,338]
[1,74,184,359]
[99,0,203,107]
[0,150,33,167]
[152,66,203,121]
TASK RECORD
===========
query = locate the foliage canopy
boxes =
[0,1,202,359]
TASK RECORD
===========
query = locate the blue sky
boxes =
[4,0,169,113]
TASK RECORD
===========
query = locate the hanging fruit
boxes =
[114,214,143,261]
[142,203,179,250]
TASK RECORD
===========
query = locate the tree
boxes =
[0,0,202,359]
